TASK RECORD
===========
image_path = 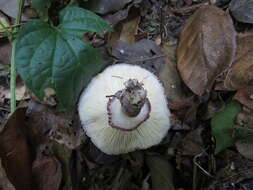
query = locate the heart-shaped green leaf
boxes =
[211,100,241,154]
[15,6,112,110]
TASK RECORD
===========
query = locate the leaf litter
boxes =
[2,0,253,189]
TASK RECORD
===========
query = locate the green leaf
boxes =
[211,100,241,154]
[59,6,112,38]
[15,6,112,110]
[31,0,52,21]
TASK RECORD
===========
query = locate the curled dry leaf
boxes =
[223,32,253,90]
[177,5,236,95]
[234,85,253,110]
[0,108,32,190]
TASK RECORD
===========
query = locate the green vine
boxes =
[10,0,24,113]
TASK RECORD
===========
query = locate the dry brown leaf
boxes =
[0,159,15,190]
[177,127,204,156]
[177,5,236,95]
[26,101,83,149]
[108,8,140,45]
[119,15,140,43]
[160,41,194,110]
[1,84,29,102]
[32,152,62,190]
[0,108,32,190]
[234,85,253,110]
[223,32,253,90]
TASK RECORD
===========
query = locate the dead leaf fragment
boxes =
[0,108,32,190]
[177,5,236,95]
[119,15,140,43]
[234,85,253,110]
[224,32,253,90]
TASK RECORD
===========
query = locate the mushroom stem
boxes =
[115,79,147,117]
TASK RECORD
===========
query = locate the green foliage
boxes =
[211,100,241,154]
[31,0,52,20]
[15,6,112,111]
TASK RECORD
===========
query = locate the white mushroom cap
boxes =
[78,64,171,155]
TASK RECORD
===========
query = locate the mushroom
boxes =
[78,64,171,155]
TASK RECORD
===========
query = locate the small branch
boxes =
[10,0,24,113]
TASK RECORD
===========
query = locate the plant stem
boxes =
[10,41,16,113]
[10,0,24,113]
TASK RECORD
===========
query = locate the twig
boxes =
[10,0,24,113]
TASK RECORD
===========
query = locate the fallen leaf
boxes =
[111,39,164,74]
[1,84,29,102]
[229,0,253,24]
[160,40,193,109]
[83,0,136,14]
[0,0,28,20]
[119,15,140,43]
[32,149,62,190]
[236,136,253,161]
[26,100,83,149]
[108,7,140,45]
[0,108,32,190]
[178,127,204,156]
[146,153,175,190]
[223,32,253,90]
[211,100,241,154]
[111,167,132,190]
[177,5,236,95]
[234,85,253,110]
[52,143,72,189]
[0,158,15,190]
